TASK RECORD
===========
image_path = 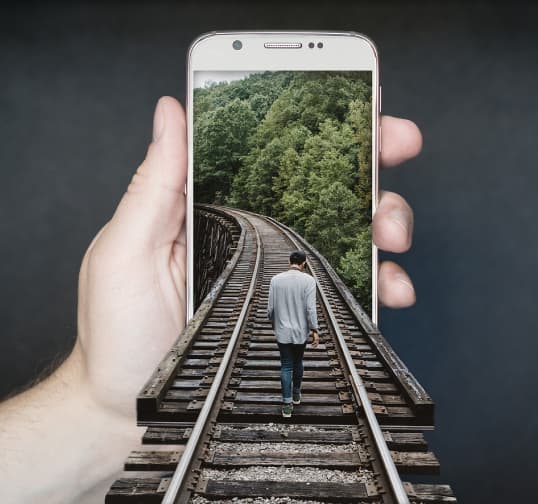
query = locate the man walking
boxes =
[267,250,319,418]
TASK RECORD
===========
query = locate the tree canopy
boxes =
[194,71,372,313]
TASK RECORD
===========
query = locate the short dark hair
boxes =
[289,250,307,265]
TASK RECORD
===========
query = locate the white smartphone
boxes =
[186,30,379,326]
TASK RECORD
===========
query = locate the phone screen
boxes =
[193,70,373,319]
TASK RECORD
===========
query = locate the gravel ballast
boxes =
[201,465,374,484]
[192,497,327,504]
[213,441,362,454]
[221,423,355,434]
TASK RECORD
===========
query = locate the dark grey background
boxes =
[1,2,536,502]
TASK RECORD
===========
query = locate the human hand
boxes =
[311,330,319,349]
[374,115,423,308]
[75,96,187,420]
[74,100,421,422]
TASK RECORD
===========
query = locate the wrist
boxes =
[66,340,139,433]
[0,341,143,503]
[61,343,144,495]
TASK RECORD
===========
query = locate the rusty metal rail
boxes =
[262,214,435,428]
[264,214,410,503]
[161,212,262,503]
[106,205,455,504]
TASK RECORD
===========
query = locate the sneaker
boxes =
[292,391,301,405]
[282,403,293,418]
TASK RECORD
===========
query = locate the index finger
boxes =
[380,115,423,168]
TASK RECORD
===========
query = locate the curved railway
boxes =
[106,205,456,504]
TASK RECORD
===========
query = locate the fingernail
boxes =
[152,98,166,142]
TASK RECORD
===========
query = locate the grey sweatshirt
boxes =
[267,268,318,344]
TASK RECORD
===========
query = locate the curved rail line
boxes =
[106,205,455,504]
[261,213,409,504]
[162,213,263,502]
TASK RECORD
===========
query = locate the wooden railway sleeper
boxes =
[205,365,219,375]
[335,379,348,389]
[329,368,343,377]
[115,209,453,503]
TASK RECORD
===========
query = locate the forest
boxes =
[194,70,372,315]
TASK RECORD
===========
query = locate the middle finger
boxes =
[372,190,414,253]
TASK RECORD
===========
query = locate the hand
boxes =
[311,330,320,349]
[374,115,423,308]
[75,96,187,420]
[0,100,422,504]
[75,101,420,421]
[0,96,187,504]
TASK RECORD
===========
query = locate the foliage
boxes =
[194,71,373,310]
[194,98,257,202]
[337,225,373,315]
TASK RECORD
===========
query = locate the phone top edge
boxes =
[188,30,378,71]
[186,30,379,327]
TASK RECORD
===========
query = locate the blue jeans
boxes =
[277,342,307,404]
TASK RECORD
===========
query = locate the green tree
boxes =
[338,225,372,313]
[346,97,372,223]
[194,70,374,313]
[303,181,362,264]
[230,123,311,215]
[194,98,256,202]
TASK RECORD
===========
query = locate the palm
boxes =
[77,219,186,419]
[73,97,421,423]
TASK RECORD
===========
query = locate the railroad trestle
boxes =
[106,205,456,504]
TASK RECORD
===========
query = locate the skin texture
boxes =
[0,97,422,503]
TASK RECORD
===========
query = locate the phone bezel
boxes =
[186,30,380,326]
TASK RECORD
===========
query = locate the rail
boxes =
[262,214,410,504]
[264,214,434,425]
[137,207,243,421]
[106,205,455,504]
[162,214,262,503]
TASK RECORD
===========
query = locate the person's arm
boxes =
[0,101,420,502]
[305,277,318,330]
[0,343,142,504]
[0,96,187,503]
[267,278,274,322]
[305,277,319,348]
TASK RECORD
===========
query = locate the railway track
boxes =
[106,205,456,504]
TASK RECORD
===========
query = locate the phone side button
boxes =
[379,85,382,114]
[379,125,382,154]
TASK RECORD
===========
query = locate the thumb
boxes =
[107,96,187,253]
